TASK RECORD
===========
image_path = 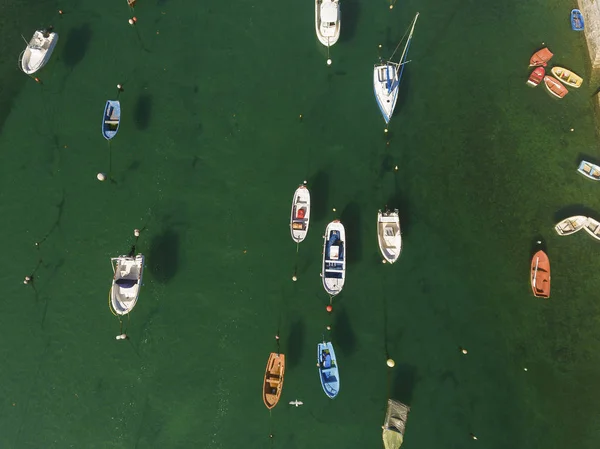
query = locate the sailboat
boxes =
[530,249,550,298]
[315,0,341,47]
[110,254,145,315]
[373,12,419,125]
[382,399,411,449]
[290,184,311,243]
[322,220,346,296]
[317,340,340,398]
[19,29,59,75]
[377,209,402,263]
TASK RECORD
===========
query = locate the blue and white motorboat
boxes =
[571,9,584,31]
[373,12,419,125]
[317,341,340,398]
[102,100,121,140]
[322,220,346,296]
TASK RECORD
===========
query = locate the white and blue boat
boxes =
[322,220,346,296]
[102,100,121,140]
[571,9,584,31]
[373,12,419,125]
[317,341,340,398]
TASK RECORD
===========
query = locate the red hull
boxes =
[527,67,545,87]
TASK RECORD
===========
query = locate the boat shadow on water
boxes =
[340,202,362,264]
[62,23,92,69]
[390,363,417,406]
[553,204,599,225]
[308,170,330,221]
[339,0,360,43]
[390,71,411,122]
[147,228,180,283]
[285,319,305,369]
[332,306,357,356]
[134,94,153,130]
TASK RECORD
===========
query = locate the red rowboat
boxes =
[544,76,568,98]
[529,47,553,67]
[531,250,550,298]
[527,67,544,87]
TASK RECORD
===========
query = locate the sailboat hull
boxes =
[373,63,399,125]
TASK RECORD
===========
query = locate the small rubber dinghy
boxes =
[290,184,311,243]
[318,341,340,398]
[377,209,402,264]
[110,254,145,315]
[543,76,568,98]
[571,9,584,31]
[526,67,544,87]
[322,220,346,296]
[263,352,285,409]
[102,100,121,140]
[315,0,341,47]
[554,216,586,236]
[529,47,553,67]
[584,217,600,241]
[551,66,583,88]
[531,249,550,298]
[382,399,411,449]
[577,160,600,181]
[19,29,58,75]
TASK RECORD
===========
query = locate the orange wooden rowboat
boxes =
[263,352,285,409]
[531,250,550,298]
[544,76,568,99]
[529,47,553,67]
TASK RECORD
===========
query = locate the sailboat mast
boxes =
[395,12,419,75]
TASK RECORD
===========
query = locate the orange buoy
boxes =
[34,77,42,84]
[132,16,137,23]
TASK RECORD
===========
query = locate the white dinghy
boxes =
[19,29,59,75]
[290,184,311,243]
[315,0,341,47]
[322,220,346,296]
[584,218,600,241]
[378,209,402,263]
[554,216,586,236]
[110,254,145,315]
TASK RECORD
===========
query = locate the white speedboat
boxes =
[374,13,419,125]
[110,254,145,315]
[554,216,586,236]
[577,160,600,181]
[290,184,311,243]
[19,29,59,75]
[584,218,600,241]
[378,209,402,263]
[315,0,341,47]
[322,220,346,296]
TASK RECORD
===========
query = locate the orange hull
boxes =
[544,76,568,98]
[529,47,553,67]
[263,353,285,409]
[531,250,550,298]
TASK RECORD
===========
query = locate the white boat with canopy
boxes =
[378,209,402,263]
[322,220,346,296]
[315,0,341,47]
[290,184,311,243]
[19,29,58,75]
[373,13,419,125]
[110,254,145,315]
[382,399,410,449]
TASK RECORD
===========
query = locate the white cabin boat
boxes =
[374,13,419,125]
[315,0,341,47]
[554,216,586,236]
[322,220,346,296]
[110,254,145,315]
[19,29,58,75]
[584,218,600,241]
[290,185,311,243]
[577,160,600,181]
[378,209,402,263]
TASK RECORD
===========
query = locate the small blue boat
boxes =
[102,100,121,140]
[571,9,584,31]
[317,341,340,398]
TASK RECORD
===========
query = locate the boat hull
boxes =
[526,67,544,87]
[315,0,341,47]
[377,210,401,263]
[317,341,340,398]
[322,220,346,296]
[554,215,587,236]
[102,100,121,140]
[543,76,568,98]
[571,9,584,31]
[20,31,58,75]
[110,254,144,315]
[263,353,285,409]
[373,63,399,124]
[290,185,311,243]
[530,250,550,298]
[382,399,410,449]
[577,160,600,181]
[529,47,553,67]
[584,217,600,241]
[551,66,582,88]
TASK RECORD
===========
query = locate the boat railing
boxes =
[17,50,26,72]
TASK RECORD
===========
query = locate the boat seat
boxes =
[269,377,281,385]
[105,120,119,125]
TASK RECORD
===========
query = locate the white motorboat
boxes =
[19,29,59,75]
[584,218,600,241]
[554,216,586,236]
[322,220,346,296]
[373,13,419,125]
[110,254,145,315]
[315,0,341,47]
[290,184,311,243]
[378,209,402,263]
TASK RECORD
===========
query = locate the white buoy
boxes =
[461,347,468,355]
[384,128,388,133]
[394,165,399,171]
[327,59,332,66]
[303,180,307,185]
[570,128,574,132]
[134,229,140,237]
[524,367,528,371]
[97,173,106,181]
[116,334,127,340]
[292,275,297,282]
[117,84,122,90]
[386,358,395,368]
[332,208,336,212]
[128,18,134,25]
[390,4,394,8]
[382,260,387,264]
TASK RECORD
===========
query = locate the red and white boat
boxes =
[527,67,544,87]
[529,47,553,67]
[544,76,568,98]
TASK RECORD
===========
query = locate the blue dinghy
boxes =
[317,341,340,398]
[102,100,121,140]
[571,9,584,31]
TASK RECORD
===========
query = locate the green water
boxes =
[1,0,600,447]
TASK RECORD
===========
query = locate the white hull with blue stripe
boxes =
[318,341,340,398]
